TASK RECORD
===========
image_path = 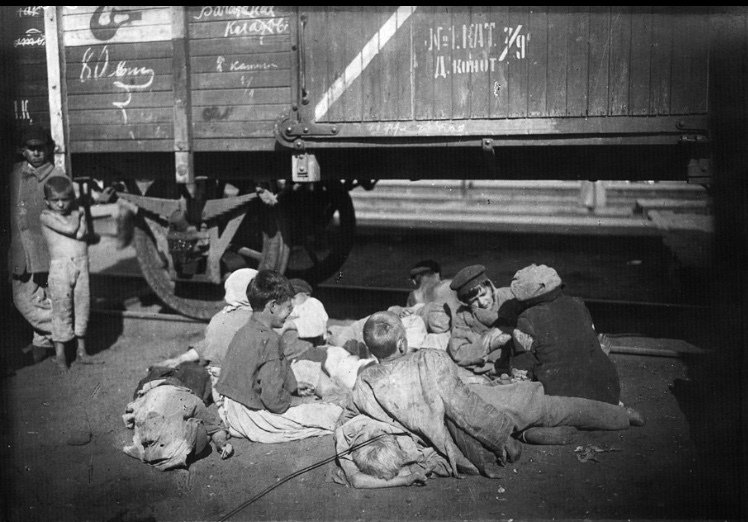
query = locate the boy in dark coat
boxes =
[509,264,621,405]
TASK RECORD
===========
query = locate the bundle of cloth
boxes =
[122,362,232,471]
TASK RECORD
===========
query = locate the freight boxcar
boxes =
[1,6,738,318]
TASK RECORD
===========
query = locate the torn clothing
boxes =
[192,308,252,367]
[215,317,297,414]
[122,382,220,471]
[136,362,213,404]
[332,415,451,487]
[347,349,515,477]
[218,395,341,444]
[448,285,519,372]
[11,273,53,348]
[468,380,630,433]
[48,255,90,342]
[9,161,67,275]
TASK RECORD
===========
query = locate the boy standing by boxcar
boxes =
[40,176,90,372]
[9,125,69,367]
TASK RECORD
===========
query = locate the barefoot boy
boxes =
[40,176,90,371]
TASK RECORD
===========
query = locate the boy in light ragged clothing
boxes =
[39,176,90,372]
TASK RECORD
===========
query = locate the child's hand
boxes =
[296,382,315,397]
[510,368,529,381]
[483,328,510,352]
[406,471,427,486]
[512,328,533,352]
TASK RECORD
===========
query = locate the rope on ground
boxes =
[218,432,388,521]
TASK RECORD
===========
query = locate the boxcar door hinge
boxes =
[284,122,340,138]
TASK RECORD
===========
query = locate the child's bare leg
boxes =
[54,341,69,372]
[518,426,578,445]
[76,337,87,360]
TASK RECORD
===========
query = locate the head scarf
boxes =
[222,268,258,312]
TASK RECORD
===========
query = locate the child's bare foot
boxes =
[76,338,87,361]
[211,430,233,459]
[54,342,69,373]
[626,407,646,427]
[54,355,69,374]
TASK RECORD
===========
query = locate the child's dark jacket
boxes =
[511,287,620,405]
[215,317,297,413]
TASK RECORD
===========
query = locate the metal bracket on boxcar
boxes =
[292,152,321,183]
[275,114,340,149]
[678,134,711,185]
[283,122,340,139]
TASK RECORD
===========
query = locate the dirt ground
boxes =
[0,228,744,521]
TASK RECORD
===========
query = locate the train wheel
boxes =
[133,186,289,320]
[281,181,356,285]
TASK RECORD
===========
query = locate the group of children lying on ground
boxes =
[122,260,645,487]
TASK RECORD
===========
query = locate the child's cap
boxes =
[450,264,488,299]
[510,264,562,301]
[289,278,312,295]
[409,259,441,279]
[20,125,50,146]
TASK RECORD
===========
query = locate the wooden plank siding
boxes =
[187,3,292,147]
[6,6,714,155]
[61,6,174,150]
[487,6,510,119]
[324,6,350,123]
[304,6,710,135]
[5,6,51,132]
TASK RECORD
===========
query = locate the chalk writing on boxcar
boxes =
[14,28,45,48]
[428,23,528,79]
[14,99,33,123]
[79,45,156,124]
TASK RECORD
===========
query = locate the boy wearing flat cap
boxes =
[447,265,521,375]
[509,264,621,405]
[9,125,69,367]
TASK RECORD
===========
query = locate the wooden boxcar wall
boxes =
[1,7,716,155]
[63,6,175,152]
[302,6,710,143]
[3,6,51,133]
[60,6,294,154]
